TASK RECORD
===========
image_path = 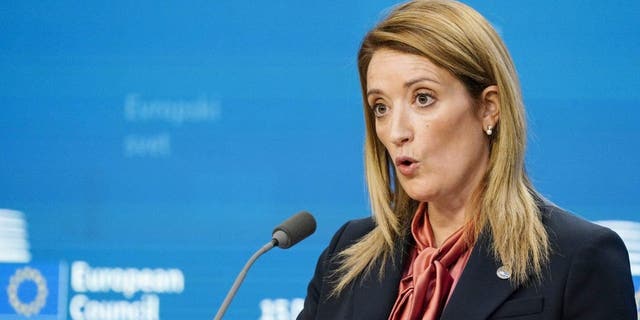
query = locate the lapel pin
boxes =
[496,266,511,280]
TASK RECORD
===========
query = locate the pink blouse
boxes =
[388,203,472,320]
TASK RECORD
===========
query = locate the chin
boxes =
[403,188,434,203]
[398,177,437,202]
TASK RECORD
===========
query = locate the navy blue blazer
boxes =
[298,203,637,319]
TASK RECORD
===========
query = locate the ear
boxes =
[479,85,500,129]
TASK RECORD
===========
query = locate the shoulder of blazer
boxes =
[298,217,391,320]
[539,201,622,252]
[538,202,637,319]
[329,217,377,253]
[442,200,637,320]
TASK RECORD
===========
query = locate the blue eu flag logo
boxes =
[0,263,63,319]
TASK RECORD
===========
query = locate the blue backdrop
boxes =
[1,1,638,319]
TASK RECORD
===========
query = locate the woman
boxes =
[298,0,637,319]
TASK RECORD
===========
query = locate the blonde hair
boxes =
[331,0,549,295]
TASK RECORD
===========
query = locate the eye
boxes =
[372,103,389,118]
[415,92,435,107]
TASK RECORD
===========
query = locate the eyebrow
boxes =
[405,76,440,88]
[366,76,441,96]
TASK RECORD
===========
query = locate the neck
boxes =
[427,158,488,248]
[427,202,468,248]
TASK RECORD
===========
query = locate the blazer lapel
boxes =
[352,245,405,319]
[440,232,516,320]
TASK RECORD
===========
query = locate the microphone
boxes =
[213,211,316,320]
[272,211,317,249]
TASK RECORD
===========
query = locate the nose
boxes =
[389,104,413,146]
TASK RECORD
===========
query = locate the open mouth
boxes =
[395,156,419,175]
[395,156,417,167]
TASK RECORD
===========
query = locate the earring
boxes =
[486,125,493,136]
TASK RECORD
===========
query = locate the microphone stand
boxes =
[213,239,277,320]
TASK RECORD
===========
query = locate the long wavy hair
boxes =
[331,0,549,295]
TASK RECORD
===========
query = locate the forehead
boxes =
[366,48,449,86]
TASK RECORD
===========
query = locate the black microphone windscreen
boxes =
[272,211,316,249]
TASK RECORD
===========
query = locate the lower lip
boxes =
[397,162,419,176]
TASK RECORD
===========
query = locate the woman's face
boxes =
[366,48,497,205]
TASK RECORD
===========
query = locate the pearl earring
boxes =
[486,125,493,136]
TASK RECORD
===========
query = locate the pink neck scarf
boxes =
[388,203,469,320]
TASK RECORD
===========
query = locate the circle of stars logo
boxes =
[6,267,48,317]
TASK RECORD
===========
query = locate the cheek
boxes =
[374,123,391,149]
[443,127,487,173]
[428,115,484,165]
